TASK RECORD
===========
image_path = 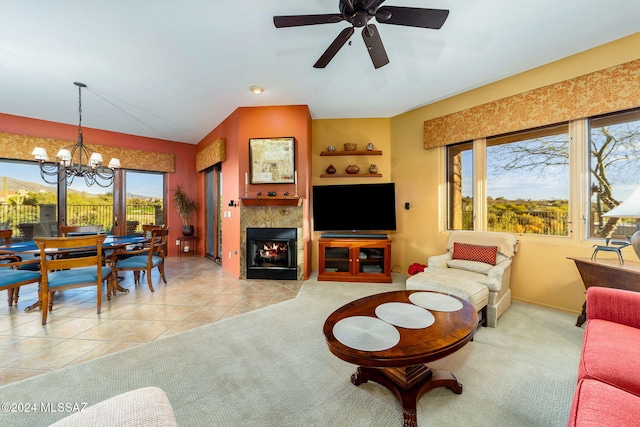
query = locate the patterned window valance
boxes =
[0,132,175,173]
[424,58,640,149]
[196,137,226,172]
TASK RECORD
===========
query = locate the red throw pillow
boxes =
[452,242,498,265]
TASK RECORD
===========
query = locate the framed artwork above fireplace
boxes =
[249,137,295,184]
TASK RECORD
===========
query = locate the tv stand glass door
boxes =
[318,237,392,283]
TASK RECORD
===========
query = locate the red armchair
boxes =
[568,287,640,426]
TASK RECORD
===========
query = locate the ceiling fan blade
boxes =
[273,14,343,28]
[361,24,389,69]
[339,0,356,15]
[314,27,355,68]
[363,0,386,12]
[377,6,449,29]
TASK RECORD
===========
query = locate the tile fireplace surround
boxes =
[240,202,304,280]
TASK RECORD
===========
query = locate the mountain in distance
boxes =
[1,176,156,200]
[0,176,100,196]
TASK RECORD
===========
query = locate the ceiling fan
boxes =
[273,0,449,69]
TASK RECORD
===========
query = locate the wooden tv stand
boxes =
[318,237,392,283]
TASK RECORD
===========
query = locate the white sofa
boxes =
[406,231,518,327]
[48,387,177,427]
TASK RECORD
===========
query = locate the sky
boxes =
[1,161,163,198]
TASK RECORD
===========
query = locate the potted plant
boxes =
[173,184,197,236]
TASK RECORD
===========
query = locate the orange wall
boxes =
[196,105,311,277]
[0,112,197,256]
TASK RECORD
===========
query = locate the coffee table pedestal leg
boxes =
[351,365,463,427]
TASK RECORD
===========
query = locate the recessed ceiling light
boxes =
[250,85,264,94]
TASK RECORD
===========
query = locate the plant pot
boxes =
[182,225,194,236]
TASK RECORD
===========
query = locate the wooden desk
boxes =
[568,257,640,326]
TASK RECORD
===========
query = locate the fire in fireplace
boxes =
[246,228,297,280]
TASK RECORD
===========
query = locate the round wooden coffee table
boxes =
[323,290,478,427]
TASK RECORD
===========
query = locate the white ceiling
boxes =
[1,1,639,145]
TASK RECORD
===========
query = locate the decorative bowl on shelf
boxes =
[346,164,360,174]
[344,143,357,151]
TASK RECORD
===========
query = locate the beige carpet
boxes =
[0,274,584,426]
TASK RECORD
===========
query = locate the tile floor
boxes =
[0,257,302,386]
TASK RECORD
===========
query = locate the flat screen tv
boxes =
[313,183,397,233]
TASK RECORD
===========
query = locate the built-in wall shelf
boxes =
[240,196,302,207]
[320,173,383,178]
[320,150,382,156]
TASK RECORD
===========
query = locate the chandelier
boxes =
[32,82,120,188]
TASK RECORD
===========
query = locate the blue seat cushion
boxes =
[47,267,112,289]
[0,269,40,287]
[17,253,41,271]
[115,255,163,269]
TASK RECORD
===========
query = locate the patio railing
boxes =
[0,203,163,240]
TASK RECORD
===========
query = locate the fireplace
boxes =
[246,228,297,280]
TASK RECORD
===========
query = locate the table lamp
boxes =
[602,186,640,260]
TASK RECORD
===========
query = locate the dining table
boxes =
[0,234,148,311]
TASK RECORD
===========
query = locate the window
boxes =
[125,171,165,234]
[0,159,165,239]
[66,173,114,231]
[0,159,58,240]
[446,142,473,230]
[447,124,570,236]
[589,109,640,239]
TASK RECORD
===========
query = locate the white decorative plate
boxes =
[375,302,435,329]
[409,292,463,312]
[332,316,400,351]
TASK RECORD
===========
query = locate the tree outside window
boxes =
[590,109,640,239]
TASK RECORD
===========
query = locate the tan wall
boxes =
[311,118,392,269]
[309,33,640,314]
[390,33,640,314]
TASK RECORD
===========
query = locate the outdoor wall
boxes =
[0,113,197,257]
[390,32,640,313]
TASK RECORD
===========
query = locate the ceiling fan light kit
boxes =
[274,0,449,69]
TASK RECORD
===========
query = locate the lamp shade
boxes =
[56,149,72,161]
[603,187,640,218]
[89,153,103,166]
[108,158,121,168]
[32,147,49,161]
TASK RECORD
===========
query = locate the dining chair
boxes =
[142,224,166,238]
[112,228,169,293]
[59,225,103,237]
[0,229,41,305]
[35,234,112,325]
[0,253,40,307]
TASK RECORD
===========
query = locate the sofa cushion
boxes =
[447,259,494,274]
[49,386,177,427]
[579,318,640,396]
[427,267,502,292]
[405,271,489,312]
[452,242,498,265]
[446,231,518,258]
[568,378,640,427]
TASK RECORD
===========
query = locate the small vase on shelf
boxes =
[369,164,378,174]
[366,143,374,151]
[346,165,360,174]
[325,164,336,174]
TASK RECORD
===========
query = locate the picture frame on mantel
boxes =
[249,137,296,184]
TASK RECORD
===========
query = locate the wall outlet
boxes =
[176,239,180,246]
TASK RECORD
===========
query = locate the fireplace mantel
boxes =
[240,196,302,207]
